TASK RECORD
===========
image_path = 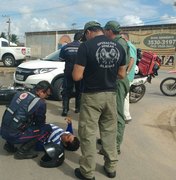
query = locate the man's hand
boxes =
[65,117,72,124]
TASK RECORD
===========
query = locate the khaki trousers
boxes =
[78,92,118,178]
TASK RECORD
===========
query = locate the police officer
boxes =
[1,80,52,159]
[59,32,83,116]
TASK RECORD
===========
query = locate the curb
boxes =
[169,109,176,141]
[0,68,15,74]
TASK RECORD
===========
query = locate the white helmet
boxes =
[135,65,139,74]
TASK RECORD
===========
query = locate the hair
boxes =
[34,80,53,94]
[112,30,120,35]
[105,28,120,35]
[86,26,103,33]
[64,137,80,151]
[81,26,103,42]
[74,32,83,41]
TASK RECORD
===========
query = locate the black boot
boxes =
[61,98,69,116]
[3,141,17,153]
[62,109,68,117]
[75,96,81,113]
[14,139,38,159]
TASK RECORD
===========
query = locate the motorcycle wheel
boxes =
[160,77,176,96]
[129,84,146,103]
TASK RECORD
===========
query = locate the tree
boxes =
[0,32,7,39]
[10,34,19,44]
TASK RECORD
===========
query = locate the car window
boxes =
[42,50,62,61]
[2,41,9,47]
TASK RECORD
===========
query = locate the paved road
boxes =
[0,69,176,180]
[120,70,176,180]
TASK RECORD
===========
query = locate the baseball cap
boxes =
[81,21,101,41]
[104,21,121,32]
[84,21,101,31]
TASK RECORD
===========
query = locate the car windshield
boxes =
[42,50,62,61]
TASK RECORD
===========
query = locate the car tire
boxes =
[3,55,15,67]
[53,78,64,101]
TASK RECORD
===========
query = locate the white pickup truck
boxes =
[0,38,31,67]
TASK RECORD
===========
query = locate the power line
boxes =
[2,15,11,45]
[0,1,87,17]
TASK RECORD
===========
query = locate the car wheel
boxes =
[53,78,64,101]
[2,55,15,67]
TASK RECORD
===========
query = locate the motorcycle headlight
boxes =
[33,68,57,74]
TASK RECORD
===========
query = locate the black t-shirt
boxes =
[76,35,126,93]
[59,41,81,75]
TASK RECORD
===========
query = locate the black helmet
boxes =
[40,142,65,168]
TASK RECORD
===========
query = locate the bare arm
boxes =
[127,57,134,73]
[117,65,126,79]
[72,64,85,81]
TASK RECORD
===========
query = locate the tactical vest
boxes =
[1,91,40,132]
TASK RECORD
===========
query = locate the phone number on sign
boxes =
[143,33,176,49]
[148,39,175,45]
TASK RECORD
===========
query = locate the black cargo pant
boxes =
[62,74,82,110]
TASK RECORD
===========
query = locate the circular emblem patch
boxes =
[19,93,28,100]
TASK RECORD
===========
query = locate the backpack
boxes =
[138,51,161,76]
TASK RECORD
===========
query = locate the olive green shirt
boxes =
[114,35,130,66]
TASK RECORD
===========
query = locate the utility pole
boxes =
[71,23,76,30]
[6,17,11,46]
[2,15,11,46]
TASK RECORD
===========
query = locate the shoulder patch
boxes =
[19,93,28,100]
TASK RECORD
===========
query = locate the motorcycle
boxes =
[129,50,161,103]
[0,85,27,105]
[160,70,176,96]
[129,72,155,103]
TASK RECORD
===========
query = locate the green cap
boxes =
[81,21,101,41]
[84,21,101,31]
[104,21,121,32]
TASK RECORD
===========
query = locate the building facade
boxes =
[25,23,176,67]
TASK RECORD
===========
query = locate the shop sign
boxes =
[143,33,176,49]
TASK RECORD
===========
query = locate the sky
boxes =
[0,0,176,42]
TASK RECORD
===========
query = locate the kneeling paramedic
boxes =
[1,81,53,159]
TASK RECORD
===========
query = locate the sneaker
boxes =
[103,166,116,178]
[74,168,95,180]
[14,150,38,159]
[3,142,17,153]
[125,119,132,124]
